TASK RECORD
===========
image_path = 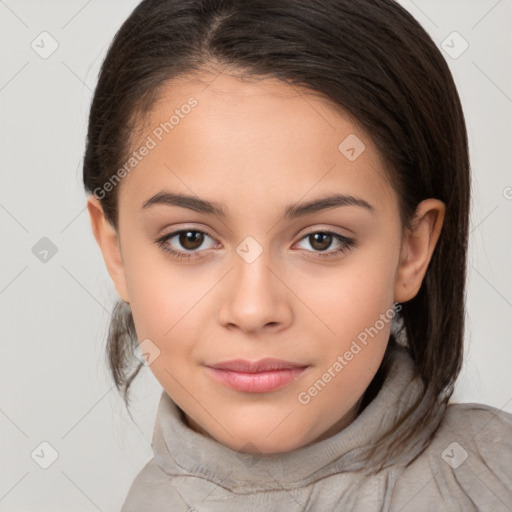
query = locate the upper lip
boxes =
[206,358,308,372]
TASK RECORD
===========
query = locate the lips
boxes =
[205,358,309,393]
[208,358,306,372]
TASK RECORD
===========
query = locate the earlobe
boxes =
[394,198,445,303]
[86,195,130,303]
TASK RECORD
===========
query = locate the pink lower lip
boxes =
[205,366,308,393]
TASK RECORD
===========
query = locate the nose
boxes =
[217,248,293,335]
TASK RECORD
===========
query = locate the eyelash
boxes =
[154,228,356,262]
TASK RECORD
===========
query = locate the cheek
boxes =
[290,241,399,422]
[295,257,397,429]
[125,264,204,390]
[296,248,398,347]
[121,239,202,346]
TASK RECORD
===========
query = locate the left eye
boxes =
[294,231,356,258]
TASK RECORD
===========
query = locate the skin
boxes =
[87,71,445,454]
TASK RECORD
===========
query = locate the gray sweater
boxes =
[121,348,512,511]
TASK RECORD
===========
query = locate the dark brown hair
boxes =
[83,0,470,472]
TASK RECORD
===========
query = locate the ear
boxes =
[87,195,130,303]
[394,198,445,303]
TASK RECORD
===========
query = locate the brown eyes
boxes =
[154,229,356,262]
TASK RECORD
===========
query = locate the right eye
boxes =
[155,229,218,261]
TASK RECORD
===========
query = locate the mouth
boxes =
[204,358,310,393]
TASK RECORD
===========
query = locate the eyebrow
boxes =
[141,191,374,219]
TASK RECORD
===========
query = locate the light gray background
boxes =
[1,1,511,510]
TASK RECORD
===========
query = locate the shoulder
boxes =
[390,402,512,511]
[436,401,512,475]
[120,458,192,512]
[441,401,512,448]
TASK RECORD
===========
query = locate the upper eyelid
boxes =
[160,227,217,244]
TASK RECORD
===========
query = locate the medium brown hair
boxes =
[83,0,470,472]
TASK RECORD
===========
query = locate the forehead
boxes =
[119,71,395,215]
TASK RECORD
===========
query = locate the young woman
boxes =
[83,0,512,509]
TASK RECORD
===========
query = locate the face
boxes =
[88,71,444,454]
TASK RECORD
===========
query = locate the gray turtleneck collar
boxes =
[151,346,428,491]
[121,346,512,511]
